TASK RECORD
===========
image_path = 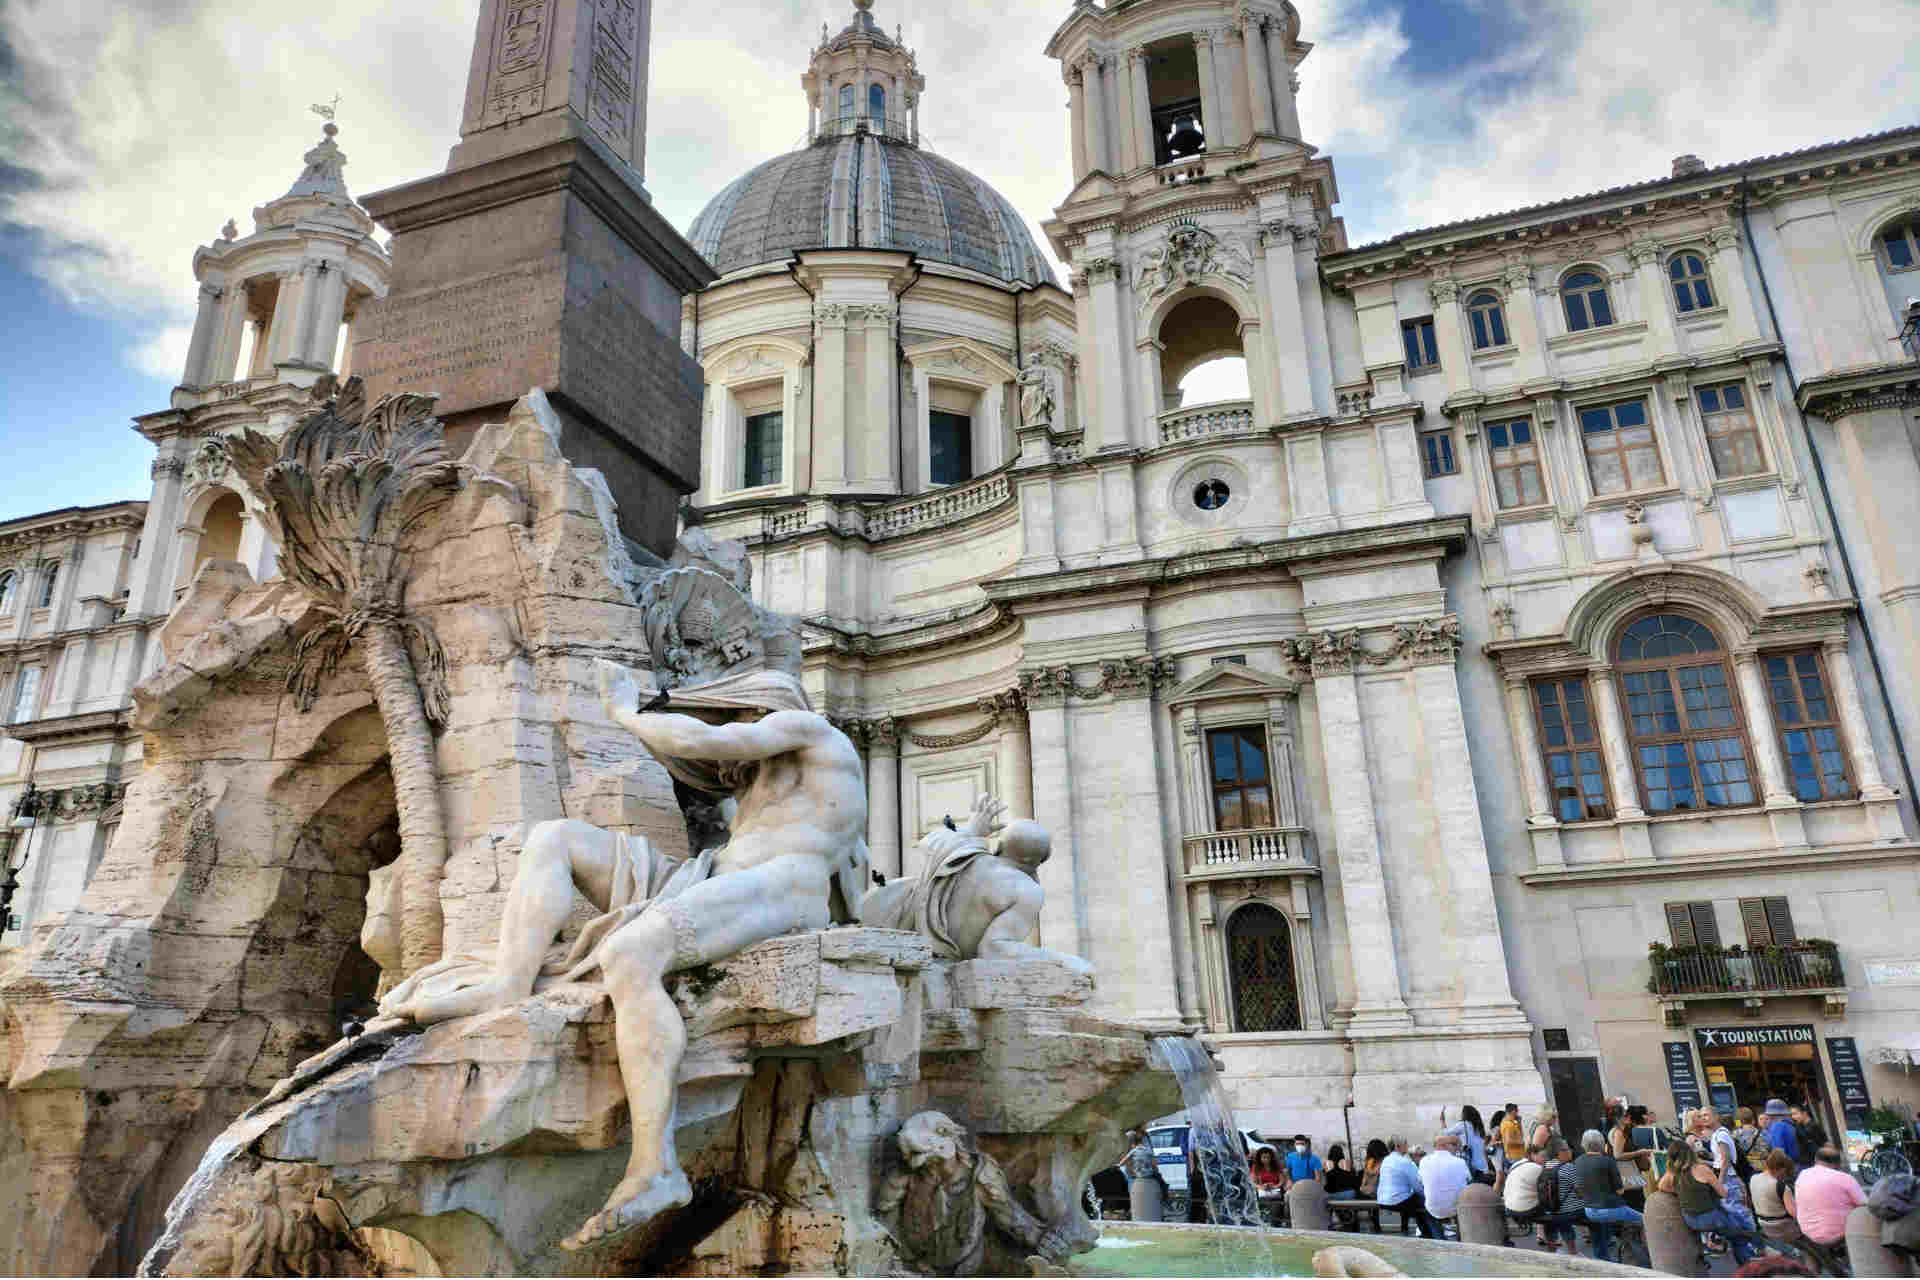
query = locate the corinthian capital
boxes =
[1428,276,1460,306]
[1627,237,1664,268]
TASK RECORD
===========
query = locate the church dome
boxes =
[688,1,1054,288]
[688,135,1056,287]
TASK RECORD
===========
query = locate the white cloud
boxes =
[128,323,194,381]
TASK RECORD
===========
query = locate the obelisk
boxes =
[351,0,714,553]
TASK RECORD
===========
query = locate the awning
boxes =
[1869,1038,1920,1070]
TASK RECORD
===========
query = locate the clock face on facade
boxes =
[1193,478,1231,510]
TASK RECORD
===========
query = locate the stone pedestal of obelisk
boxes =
[351,0,714,554]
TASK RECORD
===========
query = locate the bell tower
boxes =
[173,121,389,401]
[1042,0,1353,458]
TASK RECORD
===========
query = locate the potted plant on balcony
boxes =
[1794,939,1840,985]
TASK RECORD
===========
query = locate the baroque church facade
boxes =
[6,0,1920,1151]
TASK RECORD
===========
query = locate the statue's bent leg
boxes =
[384,819,619,1024]
[561,855,833,1251]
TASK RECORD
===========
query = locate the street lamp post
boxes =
[3,784,40,935]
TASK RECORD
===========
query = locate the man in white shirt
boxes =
[1376,1135,1441,1239]
[1502,1143,1547,1216]
[1420,1134,1474,1220]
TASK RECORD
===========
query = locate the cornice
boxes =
[1795,361,1920,420]
[3,707,134,747]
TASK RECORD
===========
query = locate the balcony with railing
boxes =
[1647,939,1847,1025]
[1181,826,1315,880]
[1158,399,1255,445]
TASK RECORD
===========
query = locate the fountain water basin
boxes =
[1077,1222,1661,1278]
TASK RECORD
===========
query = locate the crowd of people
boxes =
[1120,1094,1903,1275]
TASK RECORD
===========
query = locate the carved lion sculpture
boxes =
[162,1158,378,1277]
[875,1111,1089,1277]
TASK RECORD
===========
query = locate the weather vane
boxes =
[310,94,341,123]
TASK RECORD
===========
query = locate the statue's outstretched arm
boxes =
[615,707,819,762]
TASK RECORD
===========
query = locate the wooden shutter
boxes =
[1738,897,1796,946]
[1668,901,1720,947]
[1667,902,1697,947]
[1691,903,1722,947]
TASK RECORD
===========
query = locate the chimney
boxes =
[1672,154,1707,178]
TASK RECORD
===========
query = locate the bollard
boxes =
[1846,1203,1916,1278]
[1643,1189,1704,1277]
[1129,1174,1164,1223]
[1288,1179,1332,1231]
[1455,1181,1506,1246]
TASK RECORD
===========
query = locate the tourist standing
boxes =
[1790,1147,1865,1250]
[1763,1100,1800,1166]
[1377,1136,1442,1239]
[1611,1105,1655,1211]
[1499,1103,1528,1173]
[1574,1129,1644,1261]
[1735,1106,1772,1171]
[1790,1107,1827,1172]
[1446,1106,1494,1183]
[1420,1134,1473,1222]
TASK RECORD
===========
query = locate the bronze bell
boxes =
[1167,113,1205,159]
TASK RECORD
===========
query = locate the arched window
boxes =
[1562,271,1614,332]
[0,571,14,614]
[1616,613,1756,813]
[1466,290,1508,349]
[1668,252,1714,313]
[1227,903,1301,1032]
[37,562,58,609]
[838,83,854,123]
[868,83,886,130]
[1872,213,1920,329]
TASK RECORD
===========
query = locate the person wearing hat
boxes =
[1762,1100,1799,1166]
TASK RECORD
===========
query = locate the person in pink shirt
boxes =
[1791,1146,1866,1245]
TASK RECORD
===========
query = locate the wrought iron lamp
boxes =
[2,784,39,935]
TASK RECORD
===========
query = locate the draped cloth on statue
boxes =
[645,668,812,795]
[861,827,988,959]
[547,834,715,980]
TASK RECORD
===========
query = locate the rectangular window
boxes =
[1420,430,1457,478]
[1764,649,1854,802]
[1485,418,1547,508]
[1579,399,1664,495]
[1532,675,1611,821]
[1401,317,1440,371]
[742,411,783,488]
[1665,901,1722,948]
[1622,661,1755,811]
[929,410,974,486]
[1207,725,1273,831]
[1697,382,1766,478]
[1738,896,1796,947]
[8,665,42,724]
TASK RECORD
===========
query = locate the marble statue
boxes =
[1017,362,1055,428]
[876,1111,1079,1276]
[859,794,1090,978]
[379,658,870,1250]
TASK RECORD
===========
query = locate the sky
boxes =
[0,0,1913,522]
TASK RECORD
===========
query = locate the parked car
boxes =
[1149,1124,1276,1195]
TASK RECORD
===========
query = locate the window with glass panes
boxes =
[1420,429,1457,477]
[1207,726,1273,831]
[1616,613,1756,812]
[1877,216,1919,273]
[1402,317,1440,371]
[1561,272,1614,331]
[1696,382,1765,477]
[1486,418,1546,508]
[929,411,973,486]
[1668,253,1715,313]
[742,411,783,487]
[1532,675,1611,820]
[1467,291,1507,349]
[1579,399,1664,495]
[1764,649,1853,802]
[1227,903,1301,1032]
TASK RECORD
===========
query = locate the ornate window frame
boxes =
[903,338,1017,492]
[700,337,809,501]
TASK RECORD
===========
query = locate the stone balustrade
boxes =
[865,472,1011,539]
[1158,399,1255,443]
[1182,826,1312,873]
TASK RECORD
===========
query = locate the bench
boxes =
[1327,1199,1422,1236]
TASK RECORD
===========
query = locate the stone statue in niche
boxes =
[876,1111,1087,1276]
[859,794,1090,978]
[376,561,870,1252]
[1017,361,1055,428]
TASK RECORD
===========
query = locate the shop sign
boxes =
[1864,959,1920,986]
[1663,1041,1703,1115]
[1826,1037,1873,1130]
[1694,1024,1815,1049]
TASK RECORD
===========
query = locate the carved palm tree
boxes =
[229,378,470,976]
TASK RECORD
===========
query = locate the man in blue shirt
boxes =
[1376,1136,1441,1239]
[1762,1099,1798,1164]
[1284,1134,1324,1184]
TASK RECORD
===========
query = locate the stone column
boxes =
[1821,638,1895,800]
[1502,262,1549,381]
[1428,277,1473,399]
[1192,33,1222,151]
[865,717,902,879]
[1273,63,1303,138]
[181,283,224,388]
[1126,46,1153,171]
[1241,13,1277,136]
[1260,221,1315,418]
[1218,27,1251,147]
[264,270,303,367]
[1628,237,1679,351]
[1503,675,1558,827]
[129,455,188,618]
[1732,649,1798,808]
[861,304,895,489]
[909,92,920,146]
[1022,668,1085,959]
[211,283,251,384]
[1137,337,1166,422]
[1066,66,1089,181]
[1587,666,1647,821]
[1300,641,1411,1028]
[982,690,1034,819]
[1080,53,1111,174]
[1412,652,1525,1021]
[1083,259,1134,450]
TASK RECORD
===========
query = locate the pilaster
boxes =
[1259,220,1315,418]
[1428,276,1473,400]
[1628,236,1679,352]
[814,303,850,488]
[864,716,901,879]
[1081,258,1134,451]
[1066,65,1089,182]
[1239,9,1276,136]
[1124,46,1152,172]
[1502,262,1549,382]
[1021,667,1084,960]
[181,283,224,389]
[981,690,1034,820]
[1193,33,1223,154]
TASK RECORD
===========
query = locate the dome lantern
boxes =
[802,0,925,144]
